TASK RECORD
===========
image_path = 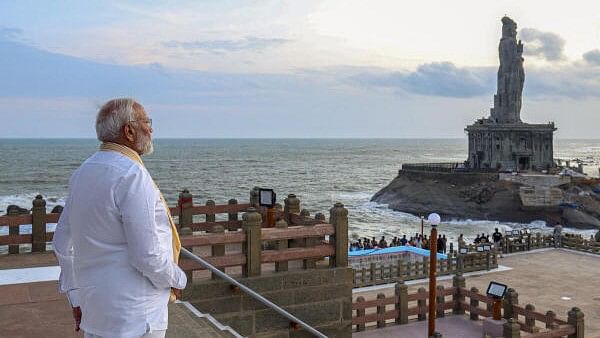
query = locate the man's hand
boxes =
[72,306,82,332]
[172,288,182,300]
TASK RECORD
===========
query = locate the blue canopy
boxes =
[349,245,448,260]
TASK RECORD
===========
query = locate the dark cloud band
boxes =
[163,36,290,54]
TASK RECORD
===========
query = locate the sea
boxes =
[1,138,599,248]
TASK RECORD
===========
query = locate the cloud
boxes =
[163,36,290,54]
[0,27,23,41]
[344,56,600,100]
[519,28,566,61]
[348,62,495,98]
[583,49,600,66]
[525,64,600,99]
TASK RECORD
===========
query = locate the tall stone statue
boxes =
[491,16,524,124]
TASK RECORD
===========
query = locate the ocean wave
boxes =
[0,194,65,214]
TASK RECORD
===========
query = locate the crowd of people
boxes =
[350,233,450,254]
[350,228,507,255]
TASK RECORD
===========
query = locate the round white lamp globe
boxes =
[427,213,441,226]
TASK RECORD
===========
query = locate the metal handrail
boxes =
[180,247,328,338]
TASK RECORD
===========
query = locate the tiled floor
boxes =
[353,316,484,338]
[354,248,600,336]
[0,281,82,338]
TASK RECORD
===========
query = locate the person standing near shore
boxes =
[553,222,563,248]
[53,98,187,338]
[492,228,503,258]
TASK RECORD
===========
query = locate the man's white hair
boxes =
[95,98,137,142]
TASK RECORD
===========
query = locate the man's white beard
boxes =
[136,132,154,155]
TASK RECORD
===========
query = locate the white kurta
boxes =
[53,150,187,338]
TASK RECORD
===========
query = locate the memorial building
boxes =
[465,16,556,171]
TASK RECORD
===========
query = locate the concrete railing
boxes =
[0,195,60,254]
[401,162,497,173]
[174,190,348,281]
[499,231,600,256]
[353,250,498,288]
[561,234,600,255]
[0,192,251,254]
[401,162,468,173]
[501,232,554,253]
[352,275,583,337]
[0,190,349,276]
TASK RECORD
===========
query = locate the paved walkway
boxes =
[353,316,483,338]
[0,280,238,338]
[0,252,239,338]
[354,248,600,336]
[0,280,82,338]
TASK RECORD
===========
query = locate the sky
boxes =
[1,0,600,138]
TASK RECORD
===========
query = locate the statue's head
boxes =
[501,16,517,38]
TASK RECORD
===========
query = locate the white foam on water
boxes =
[0,223,57,236]
[0,194,66,214]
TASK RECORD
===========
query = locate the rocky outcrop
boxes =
[372,170,600,230]
[5,205,29,215]
[562,208,600,229]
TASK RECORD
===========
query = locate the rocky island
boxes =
[372,17,600,230]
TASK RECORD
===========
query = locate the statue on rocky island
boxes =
[491,16,524,124]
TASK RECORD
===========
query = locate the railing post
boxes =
[314,212,327,253]
[376,293,386,328]
[356,296,365,332]
[210,225,225,279]
[568,307,584,338]
[503,288,519,320]
[417,287,427,321]
[503,318,521,338]
[396,281,408,324]
[457,252,464,275]
[178,189,193,235]
[400,262,411,280]
[436,285,445,318]
[284,194,300,224]
[205,199,216,224]
[31,195,47,252]
[525,304,537,332]
[396,259,403,280]
[250,187,260,208]
[370,263,377,284]
[7,205,21,254]
[470,287,479,320]
[275,219,289,272]
[242,208,262,277]
[360,267,367,286]
[228,199,238,226]
[452,274,466,315]
[329,202,348,268]
[545,310,557,329]
[303,214,317,269]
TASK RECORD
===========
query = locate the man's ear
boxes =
[124,123,136,143]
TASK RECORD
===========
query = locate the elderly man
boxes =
[53,98,187,338]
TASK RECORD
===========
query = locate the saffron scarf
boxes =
[100,142,182,302]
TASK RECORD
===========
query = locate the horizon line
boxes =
[1,137,600,141]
